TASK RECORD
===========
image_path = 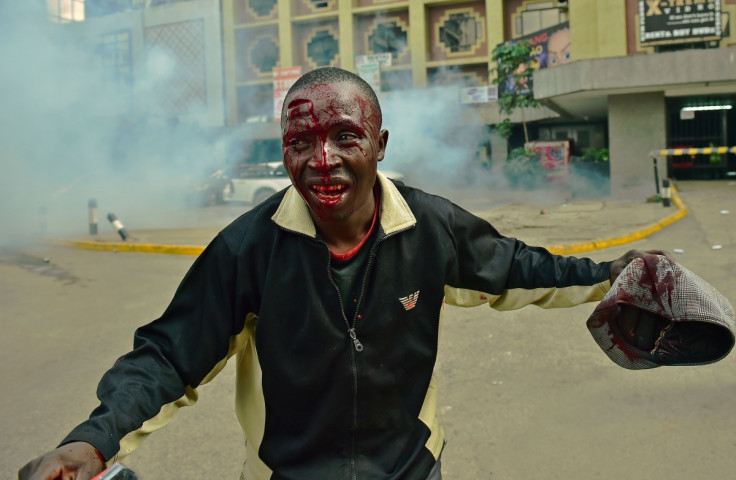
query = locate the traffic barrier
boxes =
[653,146,736,157]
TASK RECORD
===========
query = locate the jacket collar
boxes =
[271,171,416,238]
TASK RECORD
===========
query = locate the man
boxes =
[20,67,657,480]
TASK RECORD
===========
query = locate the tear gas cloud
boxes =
[0,2,249,246]
[0,2,527,247]
[379,85,499,197]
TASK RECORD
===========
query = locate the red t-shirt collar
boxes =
[330,185,380,261]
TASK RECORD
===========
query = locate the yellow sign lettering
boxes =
[647,0,662,15]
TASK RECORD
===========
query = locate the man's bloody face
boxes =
[281,81,387,224]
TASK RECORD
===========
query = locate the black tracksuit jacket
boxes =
[62,173,612,479]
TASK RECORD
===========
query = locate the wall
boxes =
[569,0,627,60]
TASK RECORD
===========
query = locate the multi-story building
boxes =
[55,0,736,194]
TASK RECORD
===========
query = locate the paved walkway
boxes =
[51,187,687,256]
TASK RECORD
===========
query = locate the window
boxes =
[515,3,567,36]
[250,36,279,75]
[85,0,143,17]
[307,30,339,67]
[47,0,85,23]
[439,11,483,54]
[248,0,277,18]
[97,30,133,87]
[368,21,407,59]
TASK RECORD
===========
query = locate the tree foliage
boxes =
[490,40,541,143]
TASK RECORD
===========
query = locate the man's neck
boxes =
[313,190,377,255]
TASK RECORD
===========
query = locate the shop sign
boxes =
[355,53,392,68]
[639,0,722,45]
[273,66,302,122]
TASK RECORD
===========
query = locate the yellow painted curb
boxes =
[52,239,205,256]
[52,189,688,257]
[545,188,688,255]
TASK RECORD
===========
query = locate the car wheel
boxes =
[253,188,276,205]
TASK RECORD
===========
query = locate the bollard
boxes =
[88,199,98,235]
[652,156,660,195]
[662,178,671,207]
[107,213,129,240]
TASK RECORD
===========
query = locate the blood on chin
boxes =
[306,185,347,215]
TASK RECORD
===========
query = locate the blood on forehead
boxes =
[285,82,381,133]
[353,95,381,129]
[286,99,317,131]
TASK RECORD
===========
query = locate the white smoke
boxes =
[0,2,246,245]
[379,82,508,207]
[0,3,574,246]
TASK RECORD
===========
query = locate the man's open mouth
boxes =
[311,184,348,196]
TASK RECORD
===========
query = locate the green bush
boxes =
[581,147,609,163]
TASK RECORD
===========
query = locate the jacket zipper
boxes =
[325,249,360,480]
[327,229,407,480]
[281,224,410,480]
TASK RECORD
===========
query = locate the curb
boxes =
[545,188,688,255]
[51,189,688,257]
[51,239,205,256]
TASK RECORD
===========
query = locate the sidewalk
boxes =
[52,189,687,256]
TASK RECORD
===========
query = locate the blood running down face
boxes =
[281,81,389,229]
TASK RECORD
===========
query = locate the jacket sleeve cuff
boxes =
[59,424,119,463]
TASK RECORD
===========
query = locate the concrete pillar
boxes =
[277,0,293,67]
[221,0,238,125]
[608,92,666,197]
[409,2,427,87]
[338,1,354,71]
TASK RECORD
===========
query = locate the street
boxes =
[1,180,734,479]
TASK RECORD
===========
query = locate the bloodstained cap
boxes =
[587,254,735,370]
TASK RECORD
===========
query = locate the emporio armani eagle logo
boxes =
[399,290,420,310]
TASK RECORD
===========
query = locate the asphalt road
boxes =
[1,180,734,480]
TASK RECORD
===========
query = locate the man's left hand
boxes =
[609,249,668,285]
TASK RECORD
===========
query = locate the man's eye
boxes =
[290,138,309,148]
[338,133,358,142]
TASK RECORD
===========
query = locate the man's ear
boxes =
[376,129,389,162]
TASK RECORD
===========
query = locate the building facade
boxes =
[221,0,736,193]
[64,0,736,194]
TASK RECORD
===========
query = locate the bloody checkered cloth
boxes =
[587,254,735,370]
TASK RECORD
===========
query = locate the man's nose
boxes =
[309,139,341,171]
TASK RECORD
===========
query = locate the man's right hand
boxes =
[18,442,105,480]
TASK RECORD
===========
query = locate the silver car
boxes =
[223,162,292,205]
[223,162,406,205]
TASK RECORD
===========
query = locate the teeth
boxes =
[313,185,345,193]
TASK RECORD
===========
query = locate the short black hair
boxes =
[281,67,382,126]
